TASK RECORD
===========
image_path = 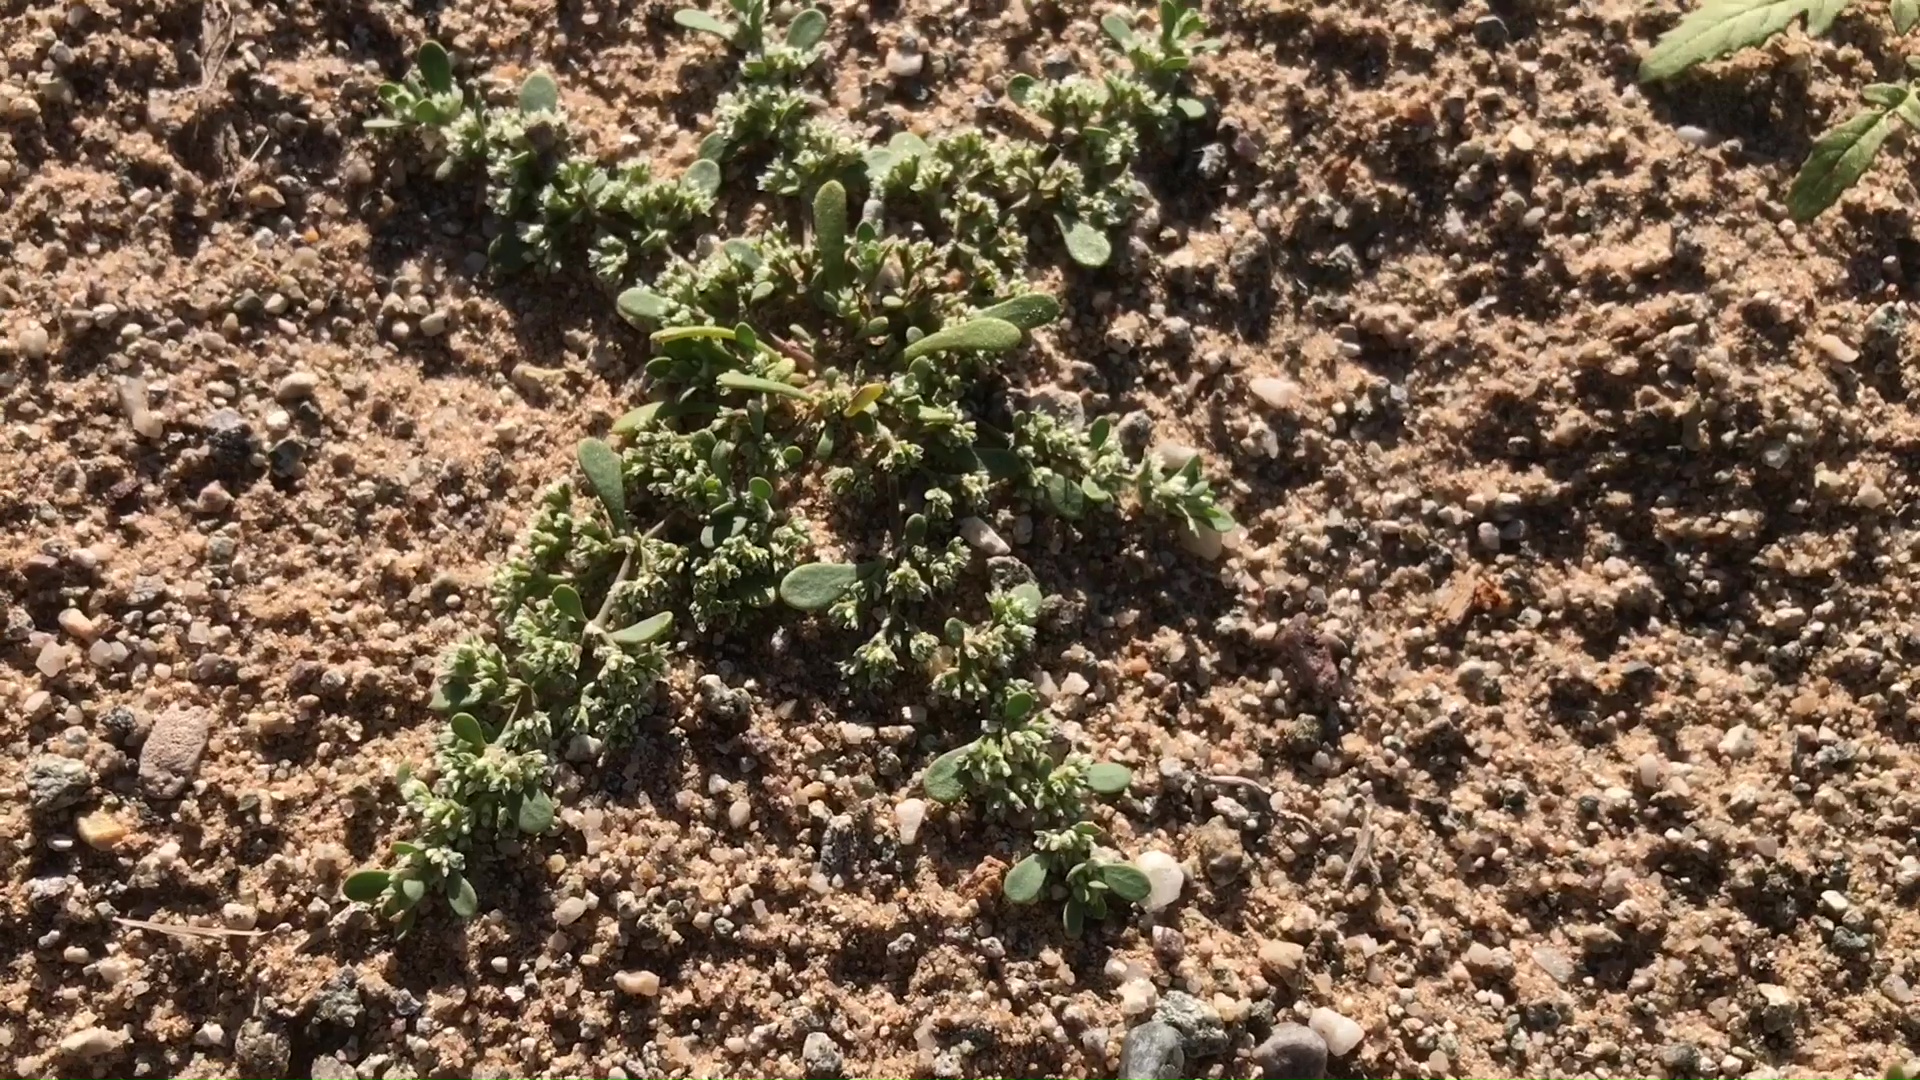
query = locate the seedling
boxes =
[1002,821,1153,935]
[349,5,1235,930]
[1639,0,1920,219]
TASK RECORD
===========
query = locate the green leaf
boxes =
[814,179,849,283]
[613,402,663,433]
[450,712,488,749]
[684,158,723,197]
[577,438,629,532]
[924,744,971,803]
[1787,100,1900,221]
[446,871,479,919]
[1898,0,1919,31]
[1087,762,1132,795]
[417,41,454,93]
[652,324,737,343]
[617,288,671,326]
[779,562,859,610]
[1101,862,1151,903]
[1007,73,1037,105]
[1010,582,1043,614]
[605,611,674,646]
[845,382,887,416]
[1063,899,1086,936]
[1003,855,1048,903]
[389,840,422,857]
[399,876,427,904]
[1089,416,1112,449]
[675,8,736,39]
[1638,0,1850,81]
[1101,12,1136,44]
[519,71,560,114]
[1003,689,1035,721]
[343,870,391,902]
[749,476,774,502]
[724,238,762,269]
[788,7,829,48]
[717,370,816,401]
[517,789,555,834]
[1057,214,1113,267]
[1175,95,1207,120]
[977,293,1061,330]
[900,317,1024,362]
[550,583,585,621]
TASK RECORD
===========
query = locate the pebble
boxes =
[1133,850,1184,911]
[1811,333,1858,365]
[1307,1008,1363,1057]
[26,755,93,814]
[1531,944,1575,985]
[419,310,449,337]
[310,1054,360,1080]
[615,970,660,997]
[58,607,98,641]
[895,798,926,845]
[1718,724,1758,759]
[1117,977,1158,1015]
[1674,124,1712,147]
[1118,1020,1185,1079]
[1155,991,1229,1056]
[17,322,51,359]
[957,516,1010,555]
[193,1022,227,1048]
[1249,376,1303,412]
[1258,939,1304,980]
[59,1026,126,1058]
[275,370,318,403]
[139,706,211,799]
[222,902,259,930]
[728,799,752,828]
[119,376,164,439]
[803,1031,845,1079]
[37,640,74,677]
[554,897,590,925]
[246,183,286,209]
[1253,1023,1327,1080]
[76,810,127,849]
[885,45,925,79]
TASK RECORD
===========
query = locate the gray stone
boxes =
[26,756,92,814]
[307,969,364,1029]
[1154,991,1229,1057]
[802,1031,844,1079]
[235,1020,290,1076]
[1118,1020,1185,1079]
[139,706,209,798]
[1253,1023,1327,1079]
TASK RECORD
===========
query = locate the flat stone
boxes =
[139,706,210,798]
[1308,1007,1363,1057]
[1118,1020,1184,1079]
[1155,990,1229,1057]
[27,756,93,814]
[1253,1023,1327,1079]
[803,1031,844,1079]
[310,1054,360,1080]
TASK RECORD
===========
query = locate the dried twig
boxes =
[114,916,264,940]
[1341,801,1377,888]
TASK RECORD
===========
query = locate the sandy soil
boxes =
[6,0,1920,1076]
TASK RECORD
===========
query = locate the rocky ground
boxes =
[7,0,1920,1077]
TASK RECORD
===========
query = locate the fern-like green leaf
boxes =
[1639,0,1850,81]
[1786,95,1902,220]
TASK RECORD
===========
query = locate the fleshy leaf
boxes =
[924,744,971,803]
[717,370,815,401]
[1100,862,1151,902]
[977,293,1061,330]
[577,437,629,532]
[814,179,848,283]
[1003,855,1048,903]
[417,41,454,94]
[845,382,886,416]
[1898,0,1919,32]
[343,870,391,902]
[1101,12,1136,44]
[1057,214,1113,267]
[1003,689,1035,721]
[1087,762,1132,794]
[685,158,723,197]
[788,7,829,48]
[779,562,860,609]
[1787,97,1903,221]
[450,712,488,749]
[519,72,560,114]
[674,8,736,39]
[550,583,585,621]
[605,611,674,646]
[446,871,479,919]
[613,402,663,433]
[517,789,555,834]
[617,288,671,325]
[900,317,1024,361]
[1007,73,1037,105]
[1638,0,1850,81]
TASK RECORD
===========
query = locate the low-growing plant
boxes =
[349,3,1230,935]
[1639,0,1920,220]
[1002,821,1153,936]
